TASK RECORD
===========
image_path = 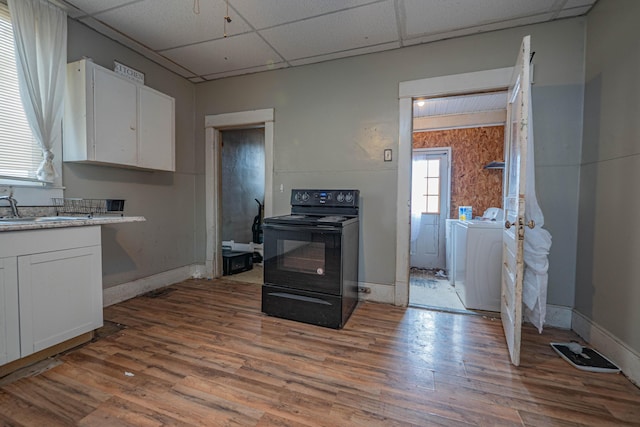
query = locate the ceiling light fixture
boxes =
[223,0,232,38]
[192,0,231,37]
[417,100,425,107]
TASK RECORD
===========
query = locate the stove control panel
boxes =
[291,189,359,207]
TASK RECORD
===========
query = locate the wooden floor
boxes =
[1,279,639,426]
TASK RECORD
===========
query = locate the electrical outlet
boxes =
[384,149,392,162]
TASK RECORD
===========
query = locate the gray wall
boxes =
[194,18,585,304]
[576,0,640,352]
[221,129,265,243]
[65,19,197,288]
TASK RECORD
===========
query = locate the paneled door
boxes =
[501,35,531,366]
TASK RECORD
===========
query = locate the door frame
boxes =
[204,109,274,278]
[409,147,451,269]
[396,69,513,306]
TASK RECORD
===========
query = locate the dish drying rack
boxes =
[51,198,125,217]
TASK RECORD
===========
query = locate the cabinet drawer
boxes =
[0,226,101,258]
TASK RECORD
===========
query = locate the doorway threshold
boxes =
[410,302,501,320]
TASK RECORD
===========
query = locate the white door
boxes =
[410,149,450,269]
[501,35,531,366]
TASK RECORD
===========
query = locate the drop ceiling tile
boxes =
[232,0,380,29]
[260,1,398,61]
[564,0,596,8]
[65,0,139,15]
[78,16,196,78]
[162,32,283,76]
[90,0,252,51]
[201,61,288,80]
[289,41,400,67]
[403,12,555,46]
[51,0,85,19]
[401,0,560,38]
[556,6,592,19]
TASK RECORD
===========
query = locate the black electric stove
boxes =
[261,189,360,329]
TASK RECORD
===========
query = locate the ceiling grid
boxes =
[59,0,595,82]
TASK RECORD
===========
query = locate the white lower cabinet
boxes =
[0,257,20,365]
[0,227,103,366]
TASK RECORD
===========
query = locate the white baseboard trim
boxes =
[358,281,395,304]
[544,304,573,329]
[103,264,206,307]
[572,309,640,386]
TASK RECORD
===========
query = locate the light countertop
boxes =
[0,216,146,232]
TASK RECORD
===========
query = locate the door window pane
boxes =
[426,159,440,177]
[426,177,439,195]
[426,195,439,213]
[425,159,440,214]
[412,153,441,214]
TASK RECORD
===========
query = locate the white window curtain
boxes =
[7,0,67,182]
[410,151,427,242]
[523,84,552,333]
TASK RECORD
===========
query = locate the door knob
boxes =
[527,219,535,229]
[505,220,513,229]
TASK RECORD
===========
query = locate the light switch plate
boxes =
[384,149,392,162]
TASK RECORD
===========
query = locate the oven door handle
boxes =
[263,224,341,234]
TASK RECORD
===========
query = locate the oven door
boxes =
[264,223,342,295]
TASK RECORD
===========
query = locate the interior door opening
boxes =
[409,148,461,310]
[204,108,274,280]
[219,128,265,285]
[407,92,508,313]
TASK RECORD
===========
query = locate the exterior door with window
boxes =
[410,149,449,269]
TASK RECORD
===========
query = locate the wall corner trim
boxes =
[544,304,573,329]
[572,309,640,386]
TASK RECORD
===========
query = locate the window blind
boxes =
[0,3,43,181]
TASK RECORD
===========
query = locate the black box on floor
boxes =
[222,250,253,276]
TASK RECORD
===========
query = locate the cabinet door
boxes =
[138,86,175,171]
[93,67,138,166]
[18,246,103,356]
[0,257,20,365]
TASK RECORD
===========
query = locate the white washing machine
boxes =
[453,215,503,312]
[445,219,457,284]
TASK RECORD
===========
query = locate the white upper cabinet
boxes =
[93,67,138,167]
[138,86,175,171]
[64,59,175,172]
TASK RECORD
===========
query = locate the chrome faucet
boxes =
[0,195,20,218]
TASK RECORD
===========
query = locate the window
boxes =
[0,3,43,183]
[412,155,441,214]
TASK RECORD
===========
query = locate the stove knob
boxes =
[302,192,310,202]
[336,193,345,203]
[294,192,302,202]
[345,192,354,203]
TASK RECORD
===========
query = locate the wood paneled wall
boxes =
[413,126,504,219]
